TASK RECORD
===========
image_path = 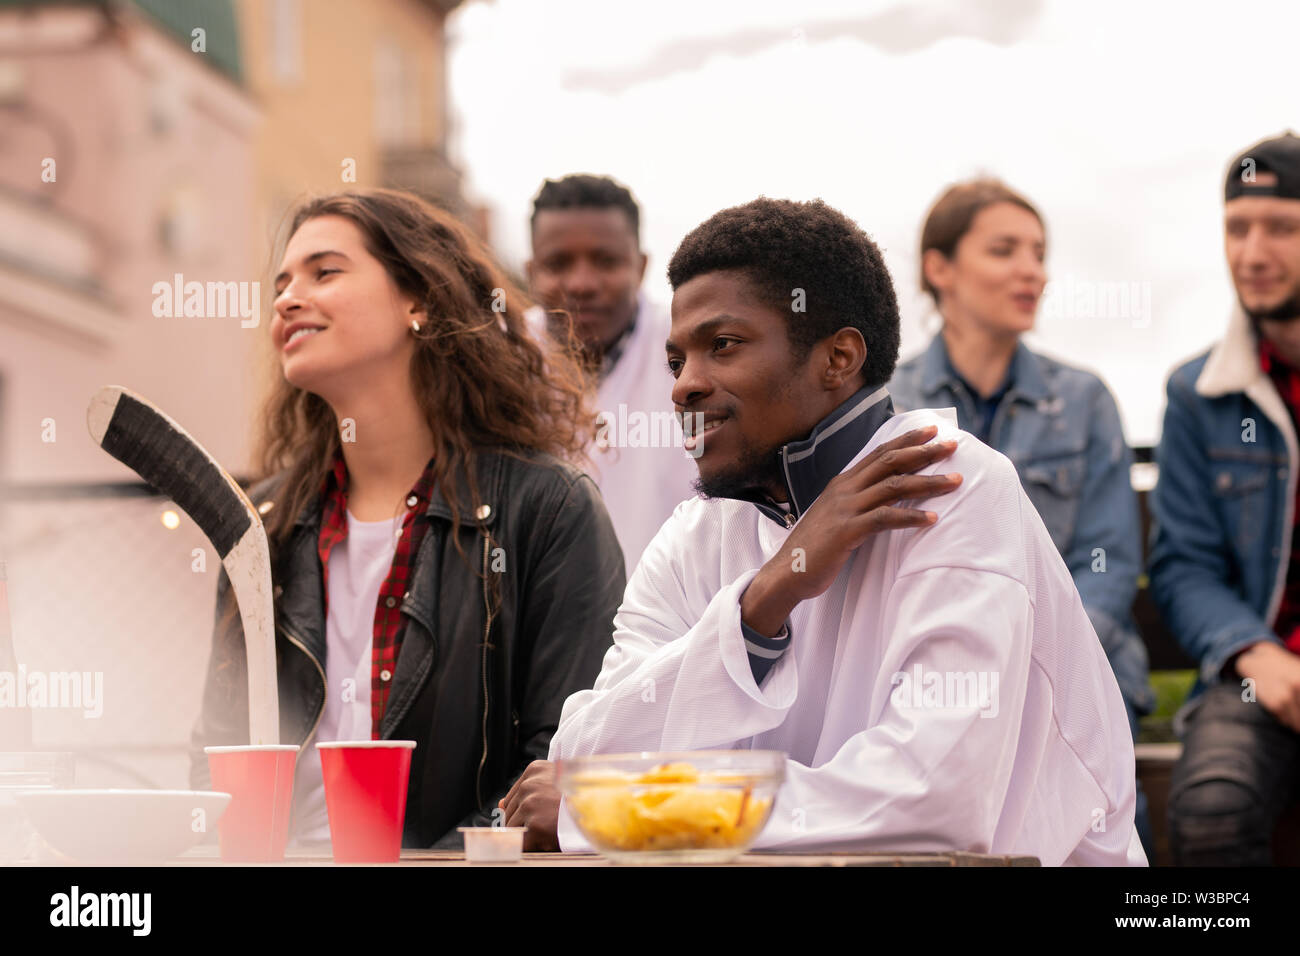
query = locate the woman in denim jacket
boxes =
[889,178,1154,853]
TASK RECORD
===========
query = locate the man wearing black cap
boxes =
[1150,132,1300,865]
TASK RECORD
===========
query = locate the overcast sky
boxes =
[447,0,1299,445]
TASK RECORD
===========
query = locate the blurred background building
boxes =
[0,0,480,789]
[238,0,487,287]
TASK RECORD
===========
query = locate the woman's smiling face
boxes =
[271,215,422,401]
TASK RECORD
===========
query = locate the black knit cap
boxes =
[1225,131,1300,202]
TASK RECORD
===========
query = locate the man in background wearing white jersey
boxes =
[526,175,698,575]
[503,196,1146,865]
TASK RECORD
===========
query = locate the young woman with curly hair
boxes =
[190,189,625,851]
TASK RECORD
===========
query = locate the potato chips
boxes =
[567,761,773,852]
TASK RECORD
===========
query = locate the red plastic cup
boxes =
[317,741,416,863]
[204,744,299,862]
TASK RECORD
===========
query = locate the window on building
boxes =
[270,0,302,84]
[374,38,419,147]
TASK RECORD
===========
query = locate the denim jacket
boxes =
[1149,306,1297,720]
[891,334,1154,716]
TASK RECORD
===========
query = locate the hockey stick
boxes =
[86,386,278,745]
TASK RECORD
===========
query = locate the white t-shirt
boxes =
[289,510,400,845]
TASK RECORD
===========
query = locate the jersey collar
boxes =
[743,384,895,528]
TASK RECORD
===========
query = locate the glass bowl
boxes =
[556,750,785,864]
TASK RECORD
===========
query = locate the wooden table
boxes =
[171,846,1039,866]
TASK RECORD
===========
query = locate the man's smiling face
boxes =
[667,270,840,502]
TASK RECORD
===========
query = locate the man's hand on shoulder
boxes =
[740,425,962,637]
[499,759,561,851]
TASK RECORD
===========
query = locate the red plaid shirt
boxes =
[316,448,438,737]
[1258,337,1300,654]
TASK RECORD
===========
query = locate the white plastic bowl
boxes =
[14,789,231,863]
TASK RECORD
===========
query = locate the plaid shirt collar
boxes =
[1258,334,1300,410]
[316,446,438,515]
[315,446,438,737]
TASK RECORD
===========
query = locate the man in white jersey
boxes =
[526,175,698,576]
[502,197,1146,865]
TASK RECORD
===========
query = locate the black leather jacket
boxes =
[188,448,625,847]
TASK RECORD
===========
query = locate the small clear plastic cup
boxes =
[459,826,525,863]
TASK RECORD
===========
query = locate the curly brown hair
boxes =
[253,188,598,555]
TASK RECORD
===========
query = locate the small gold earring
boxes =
[411,319,421,334]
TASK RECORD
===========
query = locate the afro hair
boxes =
[666,197,900,388]
[530,174,640,244]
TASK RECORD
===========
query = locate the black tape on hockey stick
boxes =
[97,390,251,560]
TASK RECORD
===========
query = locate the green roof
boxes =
[0,0,242,83]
